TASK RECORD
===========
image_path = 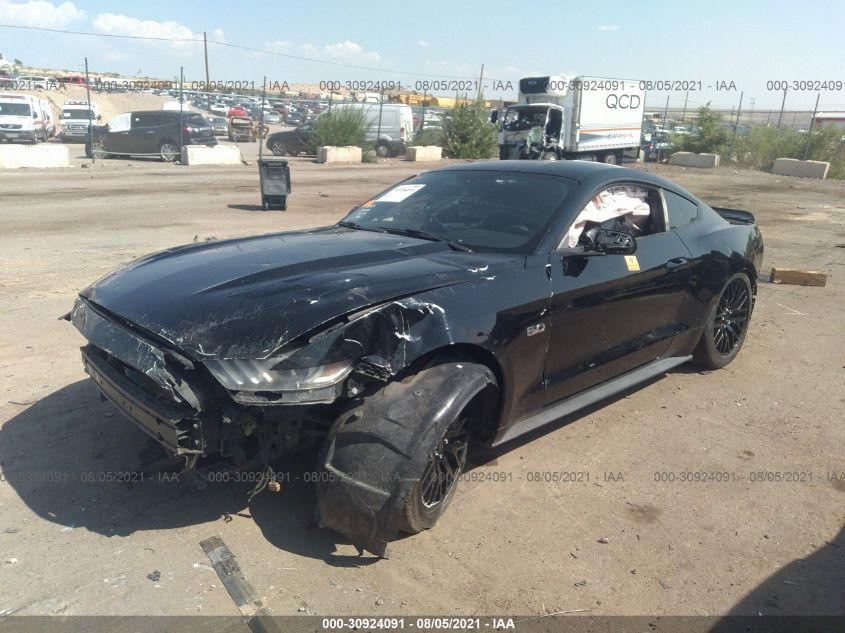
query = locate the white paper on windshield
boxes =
[378,184,425,202]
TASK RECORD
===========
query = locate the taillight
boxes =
[400,126,406,140]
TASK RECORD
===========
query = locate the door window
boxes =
[107,113,131,132]
[561,185,664,249]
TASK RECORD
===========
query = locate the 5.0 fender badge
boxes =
[624,255,640,272]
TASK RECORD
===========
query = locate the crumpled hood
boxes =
[80,226,495,360]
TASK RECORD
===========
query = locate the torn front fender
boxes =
[316,362,494,557]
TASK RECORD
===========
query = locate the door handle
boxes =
[666,257,688,271]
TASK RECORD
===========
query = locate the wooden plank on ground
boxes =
[770,267,827,287]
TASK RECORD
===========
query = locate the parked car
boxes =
[67,161,763,556]
[86,110,216,161]
[263,111,281,124]
[285,111,304,126]
[641,132,673,162]
[14,75,52,89]
[210,103,228,115]
[207,116,228,136]
[266,121,313,156]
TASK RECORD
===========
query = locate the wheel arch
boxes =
[396,343,504,442]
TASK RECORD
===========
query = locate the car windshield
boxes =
[341,170,576,254]
[0,102,31,116]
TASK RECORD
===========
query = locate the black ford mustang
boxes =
[67,161,763,555]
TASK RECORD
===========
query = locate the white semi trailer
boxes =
[495,75,645,163]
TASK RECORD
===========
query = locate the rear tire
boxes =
[541,151,558,161]
[693,272,753,369]
[375,141,390,158]
[602,152,618,165]
[159,142,179,162]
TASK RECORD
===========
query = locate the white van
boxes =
[0,93,49,143]
[333,102,414,157]
[60,99,101,141]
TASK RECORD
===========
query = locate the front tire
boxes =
[541,151,558,161]
[270,140,286,156]
[399,412,470,534]
[693,272,753,369]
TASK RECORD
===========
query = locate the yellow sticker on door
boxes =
[624,255,640,272]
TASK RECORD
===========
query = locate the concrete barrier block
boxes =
[669,152,720,168]
[317,146,362,164]
[772,158,829,179]
[406,146,443,161]
[181,144,243,166]
[0,144,70,169]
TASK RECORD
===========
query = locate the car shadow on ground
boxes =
[0,380,375,566]
[709,526,845,628]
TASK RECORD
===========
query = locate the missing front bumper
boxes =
[81,345,202,455]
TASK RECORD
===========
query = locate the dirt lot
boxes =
[0,156,843,619]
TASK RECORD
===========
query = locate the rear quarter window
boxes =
[664,189,699,229]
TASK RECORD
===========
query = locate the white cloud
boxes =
[597,24,620,31]
[92,13,196,41]
[0,0,84,28]
[262,40,380,65]
[418,39,429,47]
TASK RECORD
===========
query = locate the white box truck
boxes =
[495,75,645,163]
[59,99,101,142]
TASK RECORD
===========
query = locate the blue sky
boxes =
[1,0,843,108]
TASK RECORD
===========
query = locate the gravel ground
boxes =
[0,156,843,618]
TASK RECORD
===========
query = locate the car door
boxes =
[130,112,162,155]
[102,112,132,155]
[543,183,693,405]
[295,124,312,152]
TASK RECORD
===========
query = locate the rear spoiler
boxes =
[713,206,756,225]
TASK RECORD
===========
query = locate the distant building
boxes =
[0,54,13,70]
[814,112,845,130]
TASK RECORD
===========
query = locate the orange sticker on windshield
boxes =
[361,199,376,208]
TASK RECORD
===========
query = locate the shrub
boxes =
[308,107,368,153]
[441,97,497,159]
[413,129,444,147]
[671,104,729,156]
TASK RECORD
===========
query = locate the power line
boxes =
[0,22,482,80]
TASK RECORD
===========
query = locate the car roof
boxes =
[430,160,693,194]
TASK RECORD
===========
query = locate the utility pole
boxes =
[803,92,820,160]
[84,56,94,164]
[657,93,670,162]
[476,64,485,103]
[727,91,743,164]
[776,87,787,129]
[681,89,689,122]
[203,31,211,112]
[258,76,267,160]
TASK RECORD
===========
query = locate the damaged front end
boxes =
[69,297,335,473]
[69,288,481,554]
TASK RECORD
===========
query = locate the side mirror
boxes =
[587,228,637,255]
[490,110,498,124]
